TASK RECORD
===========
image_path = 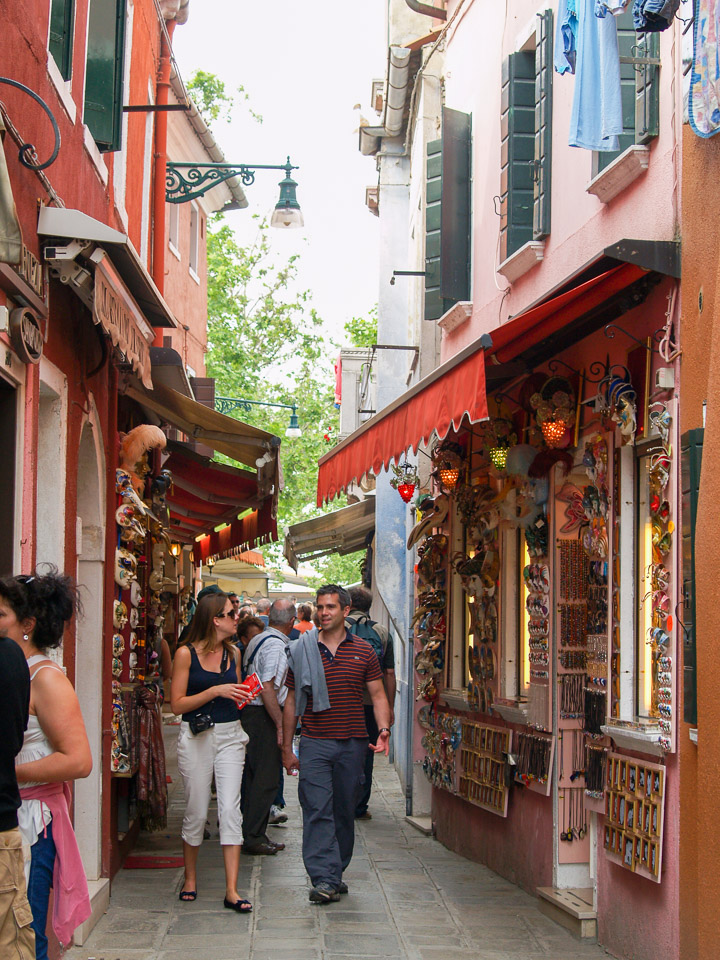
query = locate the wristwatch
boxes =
[379,727,391,734]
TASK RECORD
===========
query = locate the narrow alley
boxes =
[67,727,608,960]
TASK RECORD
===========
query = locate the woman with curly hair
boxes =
[0,568,92,959]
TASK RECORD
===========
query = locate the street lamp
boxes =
[166,157,303,229]
[215,397,302,439]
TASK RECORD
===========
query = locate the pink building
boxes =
[318,1,687,956]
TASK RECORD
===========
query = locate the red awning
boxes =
[316,262,647,505]
[165,445,277,558]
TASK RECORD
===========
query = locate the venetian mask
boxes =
[112,633,125,657]
[113,600,128,630]
[114,547,137,588]
[130,580,142,607]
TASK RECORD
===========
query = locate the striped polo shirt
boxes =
[286,630,383,739]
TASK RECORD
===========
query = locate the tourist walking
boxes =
[171,592,254,912]
[282,585,390,904]
[346,586,396,821]
[239,600,295,855]
[0,631,34,959]
[295,603,315,633]
[0,569,92,959]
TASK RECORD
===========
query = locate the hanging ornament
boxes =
[431,440,465,491]
[489,446,509,470]
[397,482,416,503]
[486,418,517,472]
[541,418,567,447]
[390,460,420,503]
[438,466,460,488]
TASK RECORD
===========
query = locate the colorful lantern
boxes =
[541,418,567,447]
[397,482,416,503]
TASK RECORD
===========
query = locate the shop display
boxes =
[414,529,448,703]
[514,730,554,796]
[560,786,587,841]
[419,706,460,792]
[584,743,607,798]
[458,720,510,815]
[524,558,551,727]
[604,753,666,881]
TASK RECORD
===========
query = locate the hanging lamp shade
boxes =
[271,158,304,229]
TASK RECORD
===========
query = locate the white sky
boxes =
[173,0,388,346]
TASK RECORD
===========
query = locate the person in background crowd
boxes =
[255,598,271,626]
[0,569,93,959]
[282,585,390,904]
[240,600,295,855]
[0,631,34,959]
[171,592,254,913]
[346,586,396,821]
[178,583,222,646]
[236,616,265,648]
[295,603,315,633]
[228,593,241,617]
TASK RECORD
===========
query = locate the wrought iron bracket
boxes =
[166,160,297,204]
[0,77,61,170]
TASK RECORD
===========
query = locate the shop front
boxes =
[317,246,682,958]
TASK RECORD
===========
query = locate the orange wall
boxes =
[679,125,720,960]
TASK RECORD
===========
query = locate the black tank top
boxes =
[182,645,239,724]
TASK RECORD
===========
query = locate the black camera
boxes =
[188,713,215,736]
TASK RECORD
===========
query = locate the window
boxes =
[424,106,472,321]
[595,10,659,174]
[84,0,127,152]
[499,10,553,262]
[48,0,75,81]
[189,203,199,278]
[168,202,180,256]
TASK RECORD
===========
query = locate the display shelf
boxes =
[514,729,555,797]
[603,752,666,882]
[458,720,510,816]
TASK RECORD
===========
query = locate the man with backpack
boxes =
[346,586,396,821]
[239,599,296,854]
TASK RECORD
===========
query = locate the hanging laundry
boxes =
[595,0,631,16]
[633,0,681,31]
[555,0,579,73]
[689,0,720,136]
[567,0,624,150]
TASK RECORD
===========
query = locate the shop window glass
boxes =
[49,0,75,81]
[636,447,656,718]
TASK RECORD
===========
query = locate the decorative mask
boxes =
[113,600,128,630]
[111,656,123,677]
[130,580,143,607]
[129,631,137,649]
[128,651,138,669]
[129,607,139,628]
[112,634,125,657]
[114,547,138,589]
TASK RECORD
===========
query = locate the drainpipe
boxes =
[404,0,447,20]
[384,46,412,137]
[152,18,175,346]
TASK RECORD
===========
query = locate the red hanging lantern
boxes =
[397,482,416,503]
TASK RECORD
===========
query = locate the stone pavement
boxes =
[67,726,611,960]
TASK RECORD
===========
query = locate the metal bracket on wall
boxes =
[0,77,60,170]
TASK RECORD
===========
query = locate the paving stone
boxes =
[323,934,403,956]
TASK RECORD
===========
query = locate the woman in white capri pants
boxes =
[171,592,253,912]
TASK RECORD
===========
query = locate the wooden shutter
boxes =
[49,0,75,82]
[440,107,471,304]
[424,138,443,321]
[500,52,535,262]
[84,0,127,152]
[681,428,703,726]
[597,10,637,173]
[634,32,660,144]
[533,10,553,239]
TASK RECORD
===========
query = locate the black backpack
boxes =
[347,614,385,666]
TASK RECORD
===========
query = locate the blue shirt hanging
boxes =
[567,0,624,150]
[555,0,579,74]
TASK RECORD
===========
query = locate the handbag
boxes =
[188,712,215,736]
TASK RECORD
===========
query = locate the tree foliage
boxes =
[187,70,262,127]
[344,306,377,348]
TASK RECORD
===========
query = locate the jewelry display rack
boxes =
[458,720,511,816]
[604,752,666,882]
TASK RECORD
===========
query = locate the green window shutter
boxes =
[440,107,471,304]
[424,138,443,321]
[84,0,127,152]
[596,10,637,172]
[500,52,535,262]
[635,32,660,144]
[533,10,553,239]
[681,428,703,726]
[49,0,75,82]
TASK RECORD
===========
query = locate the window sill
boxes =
[82,126,108,186]
[586,145,650,204]
[46,55,77,123]
[440,688,471,711]
[188,266,200,285]
[437,301,473,333]
[169,240,181,262]
[497,240,545,285]
[601,722,664,757]
[492,698,530,726]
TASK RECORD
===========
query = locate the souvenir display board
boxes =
[524,557,551,729]
[514,729,555,797]
[419,705,460,793]
[458,720,510,816]
[414,526,448,706]
[604,752,666,882]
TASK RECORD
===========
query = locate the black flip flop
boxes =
[179,889,197,902]
[224,897,253,913]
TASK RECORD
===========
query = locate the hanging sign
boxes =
[9,306,43,364]
[93,256,153,389]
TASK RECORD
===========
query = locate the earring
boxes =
[23,634,29,641]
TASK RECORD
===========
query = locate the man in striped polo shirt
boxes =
[282,584,391,904]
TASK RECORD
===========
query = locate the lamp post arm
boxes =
[166,160,298,204]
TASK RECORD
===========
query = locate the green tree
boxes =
[187,70,262,125]
[344,305,377,347]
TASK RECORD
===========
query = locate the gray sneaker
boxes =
[309,882,340,904]
[269,804,288,825]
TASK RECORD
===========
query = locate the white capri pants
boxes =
[176,719,249,846]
